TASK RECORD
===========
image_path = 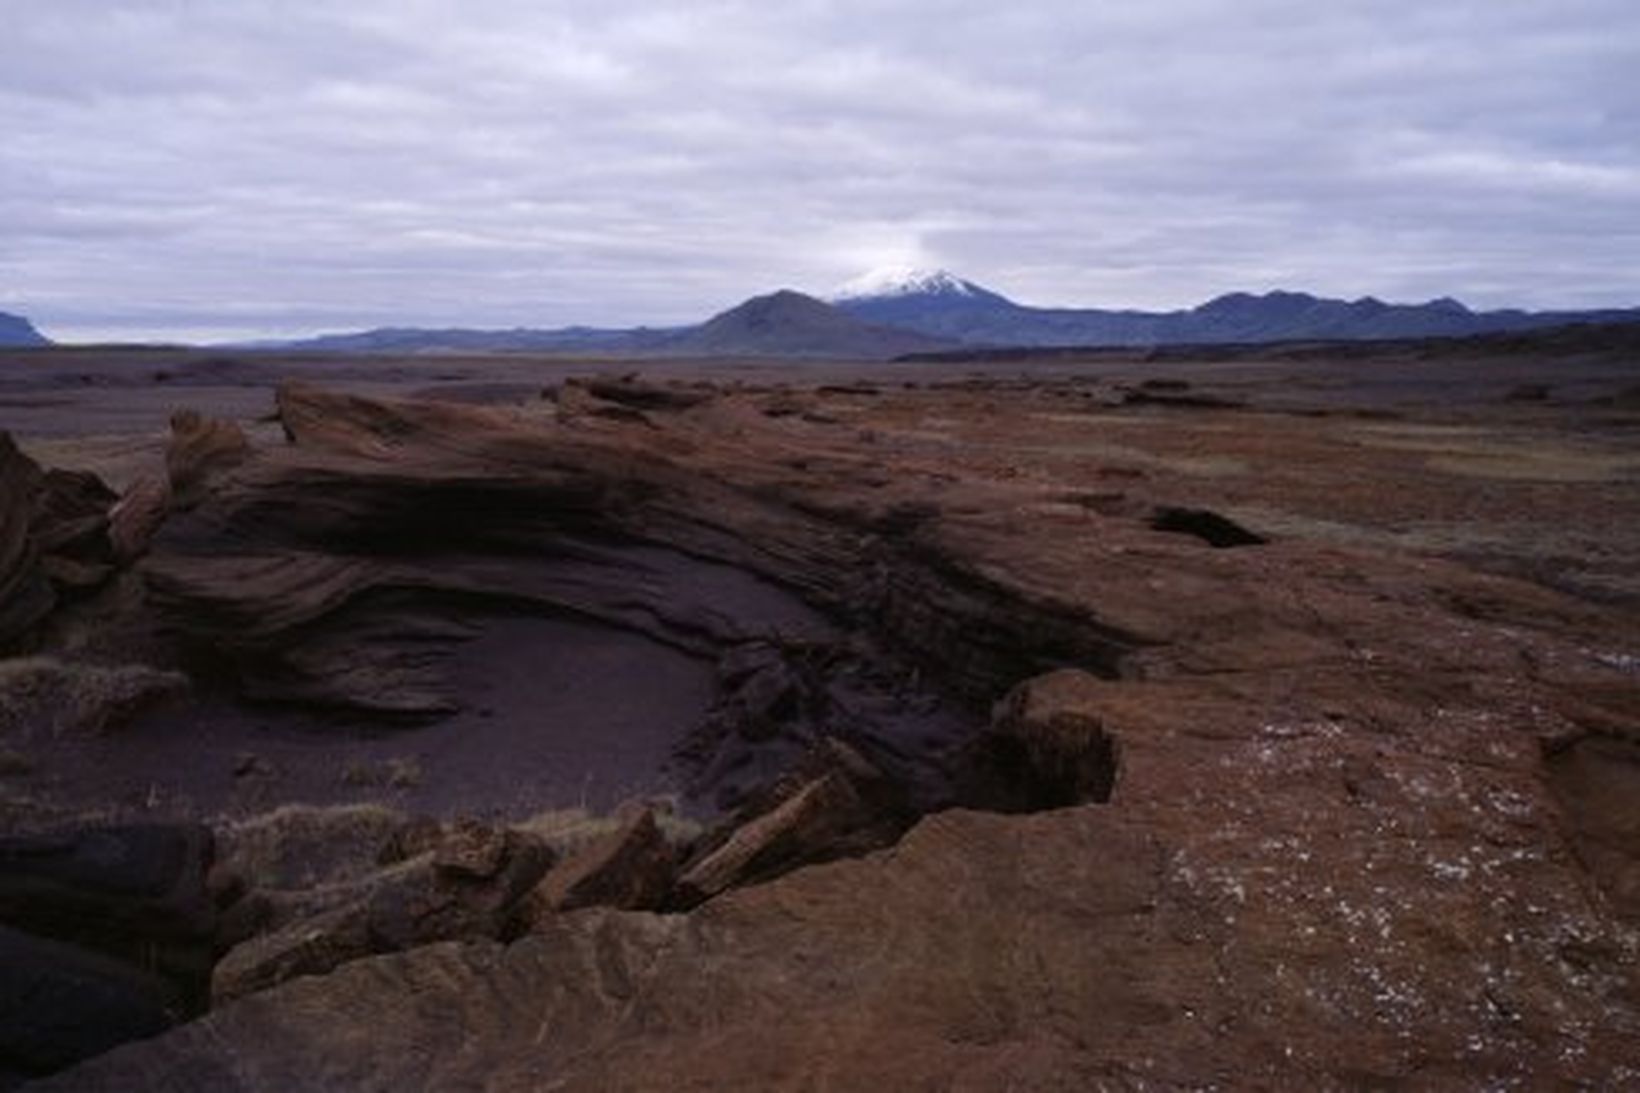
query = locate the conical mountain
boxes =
[662,289,954,359]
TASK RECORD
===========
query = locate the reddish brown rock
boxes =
[107,473,171,561]
[675,771,871,904]
[582,376,713,412]
[165,408,249,509]
[519,809,674,919]
[210,822,552,1004]
[431,817,510,879]
[39,799,1640,1089]
[0,440,56,650]
[36,373,1640,1089]
[0,434,119,651]
[1547,726,1640,923]
[961,668,1122,810]
[210,902,373,1005]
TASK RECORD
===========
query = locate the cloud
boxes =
[2,0,1637,340]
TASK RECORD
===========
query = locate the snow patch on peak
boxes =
[831,266,978,301]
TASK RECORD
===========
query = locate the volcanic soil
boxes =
[3,329,1639,1088]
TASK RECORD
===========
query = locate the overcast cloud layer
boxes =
[4,0,1638,342]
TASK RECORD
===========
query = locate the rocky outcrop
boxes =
[134,385,1000,804]
[0,435,119,651]
[0,925,180,1082]
[1147,504,1267,547]
[0,408,246,657]
[36,795,1640,1089]
[28,375,1640,1088]
[0,824,217,991]
[957,668,1120,811]
[210,818,551,1004]
[0,823,218,1082]
[164,409,249,510]
[1547,721,1640,924]
[0,435,55,650]
[675,769,871,904]
[103,408,251,564]
[578,376,714,412]
[518,809,675,918]
[106,473,170,562]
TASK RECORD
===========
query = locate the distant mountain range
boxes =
[8,272,1639,358]
[256,289,954,359]
[0,311,49,347]
[244,269,1640,358]
[829,268,1640,347]
[262,324,664,354]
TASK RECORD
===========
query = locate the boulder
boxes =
[211,822,553,1003]
[211,901,374,1004]
[0,435,64,651]
[430,816,510,879]
[0,824,216,995]
[0,924,182,1082]
[675,770,870,905]
[1,434,123,651]
[366,827,551,951]
[33,468,118,593]
[959,668,1121,811]
[1147,504,1266,548]
[553,379,652,423]
[0,822,215,1081]
[583,377,713,412]
[519,808,675,922]
[212,804,427,938]
[165,408,249,509]
[108,472,172,561]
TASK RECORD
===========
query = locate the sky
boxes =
[3,0,1638,343]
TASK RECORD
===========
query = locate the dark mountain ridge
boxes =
[0,311,50,347]
[250,291,951,360]
[197,273,1640,358]
[251,324,678,354]
[655,289,953,358]
[834,273,1640,347]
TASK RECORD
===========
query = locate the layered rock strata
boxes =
[20,375,1640,1087]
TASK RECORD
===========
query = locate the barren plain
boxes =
[2,329,1639,1088]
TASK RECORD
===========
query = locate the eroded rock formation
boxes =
[0,435,119,652]
[18,375,1640,1087]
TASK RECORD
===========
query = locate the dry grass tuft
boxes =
[512,798,701,858]
[217,802,414,891]
[0,656,188,740]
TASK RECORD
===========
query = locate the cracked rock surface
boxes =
[8,349,1640,1088]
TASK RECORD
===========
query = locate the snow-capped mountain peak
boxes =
[830,266,982,302]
